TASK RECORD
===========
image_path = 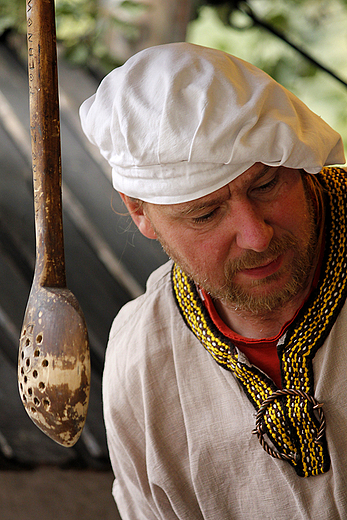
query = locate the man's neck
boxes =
[214,278,315,340]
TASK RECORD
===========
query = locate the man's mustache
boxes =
[226,235,298,277]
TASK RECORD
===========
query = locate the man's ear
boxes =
[119,193,157,240]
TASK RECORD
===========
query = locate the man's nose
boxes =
[232,200,273,252]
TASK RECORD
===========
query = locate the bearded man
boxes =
[80,43,347,519]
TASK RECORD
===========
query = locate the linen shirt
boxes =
[103,260,347,520]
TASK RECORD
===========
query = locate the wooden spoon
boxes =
[18,0,90,447]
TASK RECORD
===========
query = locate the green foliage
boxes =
[55,0,99,66]
[0,0,139,70]
[55,0,135,69]
[119,0,148,14]
[0,0,26,35]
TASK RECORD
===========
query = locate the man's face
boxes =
[143,163,318,314]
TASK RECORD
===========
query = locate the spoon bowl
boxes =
[18,286,89,447]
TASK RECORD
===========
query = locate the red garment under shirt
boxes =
[201,251,322,389]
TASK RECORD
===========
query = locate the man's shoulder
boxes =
[107,260,179,353]
[103,260,184,408]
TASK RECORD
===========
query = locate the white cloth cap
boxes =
[79,42,345,204]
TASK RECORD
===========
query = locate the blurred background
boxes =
[0,0,346,518]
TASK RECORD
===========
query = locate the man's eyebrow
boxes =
[252,165,272,183]
[172,193,230,218]
[234,165,273,190]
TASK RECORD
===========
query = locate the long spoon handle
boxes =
[27,0,66,289]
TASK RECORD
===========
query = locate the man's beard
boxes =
[209,231,318,314]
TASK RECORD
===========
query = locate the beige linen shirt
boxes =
[103,260,347,519]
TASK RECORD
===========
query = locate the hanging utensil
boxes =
[18,0,91,447]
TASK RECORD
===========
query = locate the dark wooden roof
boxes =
[0,38,167,470]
